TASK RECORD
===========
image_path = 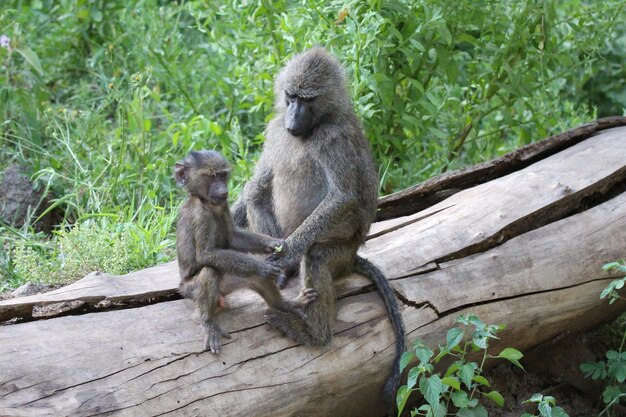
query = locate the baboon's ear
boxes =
[174,162,189,186]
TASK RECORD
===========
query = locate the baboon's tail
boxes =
[354,255,405,411]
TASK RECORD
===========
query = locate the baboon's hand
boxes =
[298,288,319,306]
[275,270,289,290]
[265,253,294,287]
[265,238,286,254]
[266,252,296,269]
[259,260,283,280]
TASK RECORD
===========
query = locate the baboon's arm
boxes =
[231,228,280,253]
[285,156,358,256]
[196,248,273,277]
[245,164,282,237]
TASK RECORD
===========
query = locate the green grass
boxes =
[1,0,625,289]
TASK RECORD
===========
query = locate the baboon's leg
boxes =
[195,267,230,353]
[266,241,356,345]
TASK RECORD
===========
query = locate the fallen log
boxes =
[1,119,625,417]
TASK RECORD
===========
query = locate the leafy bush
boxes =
[579,260,626,416]
[396,314,523,416]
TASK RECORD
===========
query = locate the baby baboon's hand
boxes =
[298,288,318,306]
[259,260,282,280]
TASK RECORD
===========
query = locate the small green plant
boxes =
[579,260,626,417]
[521,393,569,417]
[396,314,524,417]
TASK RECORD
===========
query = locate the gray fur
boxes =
[175,150,317,354]
[236,48,406,407]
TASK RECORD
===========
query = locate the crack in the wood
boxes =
[149,380,308,417]
[395,290,441,317]
[0,380,50,399]
[21,360,147,406]
[335,314,386,337]
[147,368,238,392]
[438,275,618,319]
[1,292,182,325]
[433,175,626,266]
[122,351,202,385]
[390,262,441,281]
[223,343,297,372]
[367,205,454,240]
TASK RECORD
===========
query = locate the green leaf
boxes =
[396,385,412,415]
[552,406,569,417]
[15,47,44,76]
[473,404,489,417]
[450,390,469,408]
[445,362,460,377]
[483,390,504,407]
[434,401,447,417]
[615,362,626,383]
[497,347,524,369]
[407,367,420,389]
[458,363,476,389]
[458,404,489,417]
[446,327,465,350]
[416,344,434,364]
[400,351,416,372]
[538,401,552,417]
[603,262,621,271]
[441,376,461,390]
[434,347,450,363]
[602,385,622,405]
[209,121,223,135]
[419,375,443,409]
[472,375,490,387]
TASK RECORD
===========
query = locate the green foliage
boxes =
[1,0,625,287]
[580,260,626,417]
[396,314,523,416]
[521,393,569,417]
[10,208,177,286]
[600,261,626,304]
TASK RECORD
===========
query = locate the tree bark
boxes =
[1,120,625,417]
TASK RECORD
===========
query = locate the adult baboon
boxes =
[175,150,317,354]
[232,48,405,403]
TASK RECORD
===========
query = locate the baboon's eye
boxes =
[286,92,297,101]
[302,96,315,103]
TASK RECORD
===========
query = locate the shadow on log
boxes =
[1,118,626,417]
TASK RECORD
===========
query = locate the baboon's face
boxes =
[175,150,231,207]
[276,48,348,139]
[284,92,315,138]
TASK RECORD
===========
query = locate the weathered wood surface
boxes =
[1,124,625,417]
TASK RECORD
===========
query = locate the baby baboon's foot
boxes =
[203,322,232,354]
[265,309,292,335]
[265,309,320,346]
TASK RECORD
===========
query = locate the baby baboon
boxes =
[175,150,317,354]
[232,48,406,405]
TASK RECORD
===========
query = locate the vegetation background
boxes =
[1,0,625,289]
